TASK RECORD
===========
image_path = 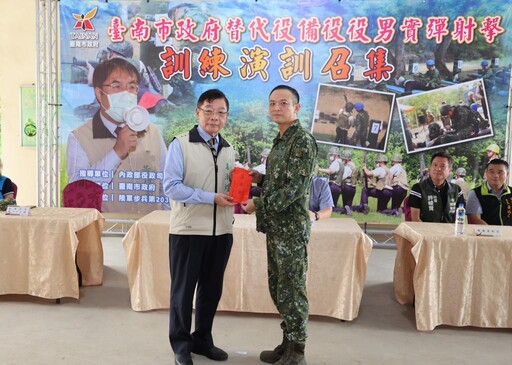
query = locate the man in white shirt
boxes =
[66,58,167,213]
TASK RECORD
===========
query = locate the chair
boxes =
[62,179,103,291]
[11,181,17,199]
[403,195,412,221]
[62,179,103,212]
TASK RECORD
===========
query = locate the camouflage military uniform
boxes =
[254,121,317,342]
[451,105,480,139]
[481,67,495,92]
[352,110,369,146]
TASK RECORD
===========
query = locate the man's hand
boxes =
[113,126,138,159]
[241,199,256,214]
[214,193,236,207]
[248,169,263,184]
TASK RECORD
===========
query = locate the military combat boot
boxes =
[259,334,288,363]
[273,341,306,365]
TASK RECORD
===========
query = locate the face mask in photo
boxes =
[101,90,137,123]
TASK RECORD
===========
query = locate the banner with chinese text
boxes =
[60,0,511,222]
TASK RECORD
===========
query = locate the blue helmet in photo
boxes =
[426,59,435,67]
[470,103,479,111]
[354,102,364,111]
[481,60,489,67]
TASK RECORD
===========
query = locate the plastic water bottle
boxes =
[454,204,465,235]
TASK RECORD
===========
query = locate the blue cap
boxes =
[470,103,478,111]
[426,59,435,66]
[481,60,489,66]
[354,102,364,111]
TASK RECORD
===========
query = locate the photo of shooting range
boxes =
[311,84,395,153]
[397,79,493,154]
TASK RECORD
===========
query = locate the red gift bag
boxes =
[229,167,252,203]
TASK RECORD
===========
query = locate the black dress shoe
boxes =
[174,353,193,365]
[192,345,228,361]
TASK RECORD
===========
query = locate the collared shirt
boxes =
[466,182,507,215]
[309,176,333,212]
[66,112,167,184]
[163,125,218,205]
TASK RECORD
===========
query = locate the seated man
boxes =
[407,151,464,222]
[318,146,343,206]
[466,159,512,226]
[0,158,15,200]
[308,176,333,222]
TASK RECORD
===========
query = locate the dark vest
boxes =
[419,179,461,223]
[473,184,512,226]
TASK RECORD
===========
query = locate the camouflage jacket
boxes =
[452,105,480,139]
[353,110,369,145]
[254,121,318,234]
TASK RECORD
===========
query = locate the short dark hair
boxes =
[269,85,300,104]
[486,158,509,171]
[197,89,229,111]
[92,57,140,88]
[430,151,453,168]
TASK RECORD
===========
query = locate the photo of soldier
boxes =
[335,101,354,144]
[380,153,408,217]
[398,79,493,153]
[312,84,394,153]
[352,154,393,215]
[400,60,441,94]
[486,143,500,162]
[451,167,470,200]
[439,103,484,140]
[480,60,495,94]
[332,150,358,215]
[318,146,343,207]
[351,102,369,147]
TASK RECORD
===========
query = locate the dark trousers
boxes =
[341,184,356,207]
[391,185,408,210]
[330,182,356,208]
[169,234,233,355]
[357,186,392,212]
[334,128,348,144]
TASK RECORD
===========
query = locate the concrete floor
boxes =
[0,237,510,365]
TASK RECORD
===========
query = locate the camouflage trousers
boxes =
[266,229,309,342]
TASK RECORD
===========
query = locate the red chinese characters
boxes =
[130,17,151,42]
[154,17,174,43]
[479,16,505,44]
[426,16,450,44]
[374,17,396,44]
[108,16,127,42]
[159,46,192,81]
[225,17,246,43]
[198,46,232,81]
[400,17,423,44]
[320,46,353,82]
[451,16,478,44]
[362,46,394,83]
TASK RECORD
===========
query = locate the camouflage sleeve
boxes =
[259,133,317,216]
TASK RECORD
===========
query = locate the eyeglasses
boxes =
[102,81,139,94]
[198,107,228,118]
